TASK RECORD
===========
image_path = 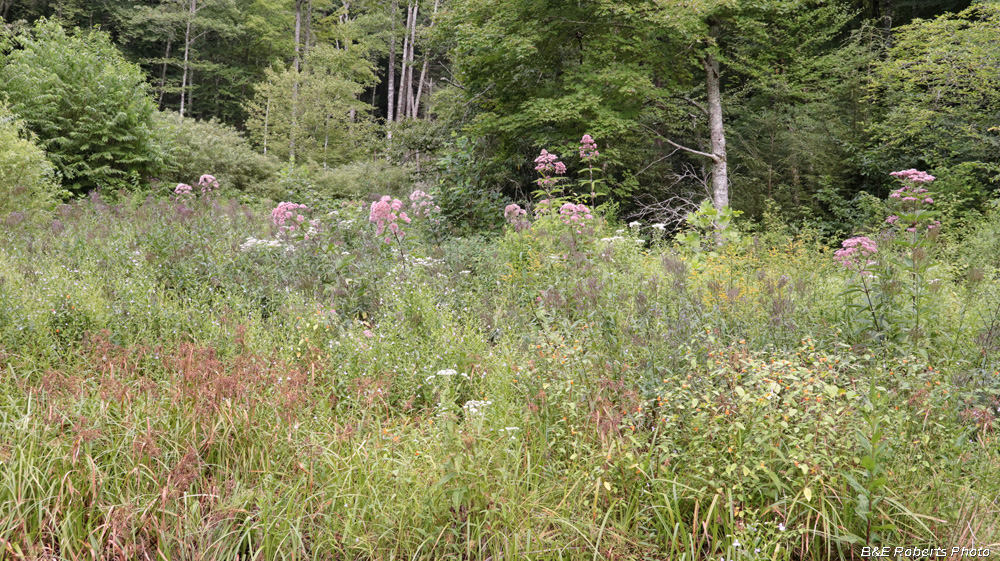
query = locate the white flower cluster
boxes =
[240,237,293,253]
[423,368,472,384]
[410,257,446,268]
[462,399,492,416]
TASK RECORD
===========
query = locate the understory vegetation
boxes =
[0,167,998,559]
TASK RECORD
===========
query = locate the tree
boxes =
[442,0,852,214]
[245,43,376,166]
[865,3,1000,207]
[0,19,163,193]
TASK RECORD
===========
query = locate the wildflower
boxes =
[369,196,407,242]
[885,215,899,224]
[834,236,877,275]
[174,183,193,197]
[890,169,935,183]
[505,203,530,232]
[505,203,527,221]
[408,190,440,219]
[778,522,786,531]
[463,400,492,416]
[579,134,599,160]
[558,203,594,226]
[363,329,374,338]
[534,149,566,189]
[651,223,666,231]
[628,221,641,229]
[272,202,310,233]
[198,174,219,195]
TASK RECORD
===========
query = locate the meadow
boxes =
[1,175,999,560]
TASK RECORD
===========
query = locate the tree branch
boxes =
[639,123,720,162]
[682,96,709,118]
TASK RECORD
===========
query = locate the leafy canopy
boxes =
[0,19,163,193]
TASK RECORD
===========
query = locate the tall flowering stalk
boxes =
[836,169,943,347]
[369,195,411,263]
[533,149,567,203]
[578,134,604,207]
[884,169,940,343]
[835,236,882,334]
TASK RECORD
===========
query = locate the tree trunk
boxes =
[179,0,196,118]
[263,92,270,155]
[404,1,418,119]
[703,49,728,210]
[157,36,173,108]
[396,2,414,121]
[413,0,439,119]
[386,0,398,141]
[880,0,892,34]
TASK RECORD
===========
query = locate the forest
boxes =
[1,0,999,559]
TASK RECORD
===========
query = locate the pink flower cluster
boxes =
[535,198,553,216]
[889,185,932,203]
[889,169,936,184]
[559,202,594,232]
[505,203,526,221]
[174,174,219,201]
[504,203,529,231]
[271,202,312,235]
[408,190,441,218]
[198,174,220,195]
[834,236,878,275]
[579,134,599,160]
[887,169,940,233]
[534,150,566,189]
[369,195,410,244]
[559,203,593,223]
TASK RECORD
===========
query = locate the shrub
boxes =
[0,19,163,193]
[0,102,65,216]
[154,112,278,195]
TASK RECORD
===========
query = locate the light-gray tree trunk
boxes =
[412,0,439,118]
[179,0,196,118]
[703,50,728,210]
[386,0,398,142]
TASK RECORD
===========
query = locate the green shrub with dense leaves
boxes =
[154,112,278,195]
[0,102,65,216]
[0,19,163,193]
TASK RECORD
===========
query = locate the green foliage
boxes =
[154,111,278,194]
[0,102,66,215]
[0,19,163,193]
[0,190,998,557]
[676,200,743,256]
[433,135,504,234]
[244,44,377,166]
[866,4,1000,198]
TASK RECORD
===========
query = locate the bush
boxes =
[259,161,417,209]
[0,19,162,193]
[154,112,278,195]
[0,102,65,216]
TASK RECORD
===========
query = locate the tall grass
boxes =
[0,193,997,559]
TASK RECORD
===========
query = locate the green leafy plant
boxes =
[0,102,67,216]
[676,199,742,255]
[0,19,163,194]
